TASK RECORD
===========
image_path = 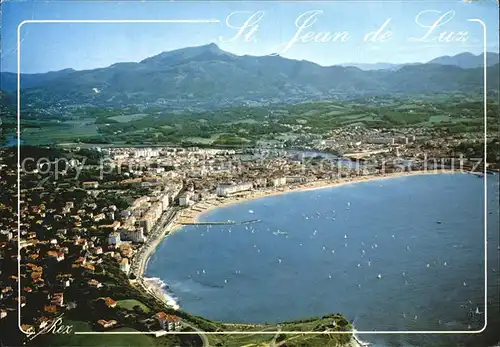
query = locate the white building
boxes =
[82,181,99,189]
[120,226,146,243]
[133,148,159,158]
[179,192,194,206]
[137,218,153,234]
[120,258,130,274]
[161,194,169,211]
[108,232,121,246]
[271,177,287,187]
[216,182,253,197]
[286,176,306,184]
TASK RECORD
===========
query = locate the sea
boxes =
[146,173,500,347]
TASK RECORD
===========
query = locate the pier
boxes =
[179,219,261,226]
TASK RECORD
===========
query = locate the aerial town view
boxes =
[0,1,499,347]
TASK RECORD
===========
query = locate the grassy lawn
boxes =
[117,299,151,312]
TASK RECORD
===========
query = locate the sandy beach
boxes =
[174,169,457,226]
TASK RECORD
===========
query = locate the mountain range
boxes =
[340,52,499,71]
[1,44,498,109]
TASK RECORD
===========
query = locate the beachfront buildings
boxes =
[216,182,253,197]
[118,194,171,234]
[120,225,146,243]
[271,177,287,187]
[179,191,194,206]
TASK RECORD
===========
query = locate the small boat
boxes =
[475,307,482,314]
[344,234,348,239]
[436,221,442,224]
[248,210,254,214]
[444,262,447,266]
[224,279,228,284]
[377,274,382,279]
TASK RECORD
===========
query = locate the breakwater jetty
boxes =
[180,219,261,226]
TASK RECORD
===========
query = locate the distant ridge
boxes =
[0,45,498,109]
[341,52,499,71]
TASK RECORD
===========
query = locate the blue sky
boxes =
[1,0,499,73]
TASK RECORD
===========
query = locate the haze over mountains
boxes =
[1,44,498,109]
[340,52,500,71]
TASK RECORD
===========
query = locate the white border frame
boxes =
[16,16,488,337]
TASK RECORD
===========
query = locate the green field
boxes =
[117,299,151,312]
[109,114,149,123]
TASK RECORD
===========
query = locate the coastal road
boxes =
[270,325,282,347]
[130,207,179,277]
[182,321,210,347]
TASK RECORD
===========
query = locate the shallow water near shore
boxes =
[146,173,500,347]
